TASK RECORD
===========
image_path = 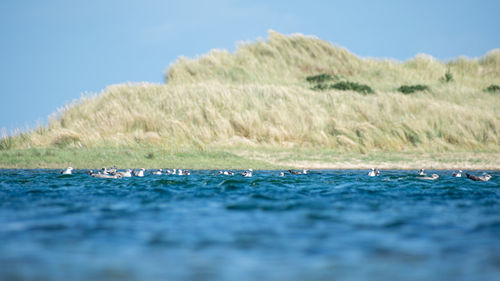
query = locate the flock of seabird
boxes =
[367,168,492,181]
[60,166,492,182]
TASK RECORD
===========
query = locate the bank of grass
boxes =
[2,31,500,163]
[1,146,498,170]
[0,146,276,170]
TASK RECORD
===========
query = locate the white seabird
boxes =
[452,170,463,177]
[92,173,123,179]
[133,168,145,177]
[242,169,253,177]
[61,167,73,175]
[151,169,163,175]
[117,169,132,178]
[367,168,379,177]
[418,174,439,180]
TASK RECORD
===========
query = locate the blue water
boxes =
[0,169,499,281]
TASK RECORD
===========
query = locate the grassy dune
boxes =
[1,31,499,168]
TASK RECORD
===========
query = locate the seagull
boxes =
[92,173,123,179]
[367,168,380,177]
[452,170,463,177]
[466,173,492,182]
[241,169,253,177]
[108,166,118,175]
[61,167,73,175]
[117,169,132,178]
[176,169,190,175]
[151,169,163,175]
[289,169,307,175]
[133,168,145,177]
[418,174,439,180]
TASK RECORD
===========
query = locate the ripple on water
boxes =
[0,169,499,281]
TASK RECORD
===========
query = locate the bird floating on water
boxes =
[92,173,122,179]
[452,170,463,177]
[418,174,439,180]
[177,169,190,175]
[289,169,308,175]
[367,168,380,177]
[241,169,253,177]
[61,167,73,175]
[165,169,176,175]
[151,169,163,175]
[133,168,145,177]
[117,169,132,178]
[466,173,491,182]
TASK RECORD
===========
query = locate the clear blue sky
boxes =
[1,0,499,133]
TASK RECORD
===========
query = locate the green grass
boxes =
[0,146,278,169]
[1,146,498,169]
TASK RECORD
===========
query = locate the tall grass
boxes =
[8,31,500,153]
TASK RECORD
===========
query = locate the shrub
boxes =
[330,81,374,94]
[397,84,430,94]
[484,84,500,93]
[440,69,454,83]
[312,83,330,90]
[306,73,335,84]
[311,81,374,94]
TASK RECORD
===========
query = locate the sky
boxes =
[1,0,499,134]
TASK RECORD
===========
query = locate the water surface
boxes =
[1,169,499,281]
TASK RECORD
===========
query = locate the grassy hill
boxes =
[1,31,499,168]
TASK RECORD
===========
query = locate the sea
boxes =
[0,169,499,281]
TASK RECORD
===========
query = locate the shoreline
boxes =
[1,147,499,170]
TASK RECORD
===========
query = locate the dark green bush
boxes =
[440,69,454,83]
[311,81,374,94]
[306,73,335,84]
[397,84,429,94]
[312,83,330,90]
[484,84,500,93]
[330,81,374,94]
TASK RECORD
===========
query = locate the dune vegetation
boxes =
[1,31,499,168]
